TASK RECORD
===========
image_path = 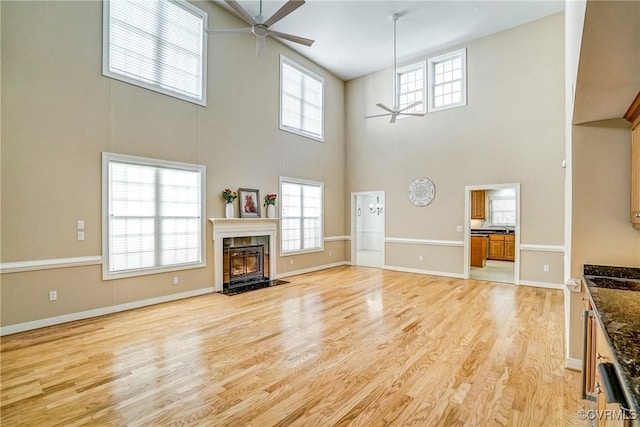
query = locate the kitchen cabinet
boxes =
[504,234,515,261]
[471,190,486,219]
[583,286,634,427]
[470,235,488,267]
[624,91,640,229]
[488,233,515,262]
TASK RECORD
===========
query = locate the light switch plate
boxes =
[77,220,85,230]
[77,231,85,241]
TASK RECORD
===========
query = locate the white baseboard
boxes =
[566,357,582,371]
[276,261,351,279]
[383,265,465,279]
[518,280,565,290]
[0,287,215,336]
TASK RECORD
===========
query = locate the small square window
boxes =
[396,61,427,115]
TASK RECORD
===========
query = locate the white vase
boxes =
[225,203,234,218]
[267,204,276,218]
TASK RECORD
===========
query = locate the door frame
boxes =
[351,191,386,268]
[463,183,520,284]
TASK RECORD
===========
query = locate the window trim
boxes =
[279,55,325,142]
[101,152,206,280]
[396,60,427,116]
[279,176,324,257]
[102,0,208,106]
[427,48,467,113]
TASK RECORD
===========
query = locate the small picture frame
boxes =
[238,188,261,218]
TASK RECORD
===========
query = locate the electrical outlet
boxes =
[456,225,463,232]
[290,259,294,265]
[77,231,85,241]
[543,265,550,273]
[329,251,332,256]
[419,255,423,262]
[49,291,57,301]
[173,276,179,285]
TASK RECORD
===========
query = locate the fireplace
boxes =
[227,244,265,289]
[209,218,278,292]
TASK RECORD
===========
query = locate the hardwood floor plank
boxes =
[1,267,586,426]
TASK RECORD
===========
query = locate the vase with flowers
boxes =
[264,193,277,218]
[222,189,237,218]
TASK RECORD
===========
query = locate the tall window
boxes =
[103,0,207,105]
[397,61,426,114]
[280,177,323,255]
[102,153,205,279]
[280,56,324,141]
[428,48,466,112]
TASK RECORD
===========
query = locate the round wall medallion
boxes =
[408,178,436,206]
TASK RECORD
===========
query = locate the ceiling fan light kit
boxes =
[365,13,426,124]
[206,0,314,57]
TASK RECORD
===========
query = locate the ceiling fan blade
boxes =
[376,103,395,114]
[390,114,398,124]
[256,35,267,57]
[263,0,305,27]
[269,30,314,47]
[399,113,426,117]
[398,101,423,112]
[224,0,257,25]
[205,27,252,34]
[365,113,392,119]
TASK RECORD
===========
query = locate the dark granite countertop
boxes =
[583,264,640,415]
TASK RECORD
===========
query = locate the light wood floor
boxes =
[1,267,586,426]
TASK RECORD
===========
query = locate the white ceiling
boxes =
[211,0,565,80]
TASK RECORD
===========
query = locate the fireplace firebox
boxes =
[226,244,265,289]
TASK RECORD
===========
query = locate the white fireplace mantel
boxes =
[209,218,278,291]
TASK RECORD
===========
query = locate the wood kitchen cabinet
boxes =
[471,190,486,219]
[504,234,515,261]
[470,235,488,267]
[583,287,633,427]
[488,233,515,262]
[624,91,640,229]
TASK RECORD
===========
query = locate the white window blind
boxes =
[280,177,323,254]
[397,61,426,114]
[490,196,516,226]
[428,48,466,112]
[280,56,324,141]
[102,153,205,279]
[103,0,207,105]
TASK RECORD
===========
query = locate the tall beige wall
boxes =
[0,1,346,328]
[345,13,566,282]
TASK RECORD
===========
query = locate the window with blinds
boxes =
[102,0,207,105]
[102,153,205,279]
[280,177,323,255]
[280,56,324,141]
[428,48,467,112]
[490,196,516,226]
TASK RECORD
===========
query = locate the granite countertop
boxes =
[583,264,640,415]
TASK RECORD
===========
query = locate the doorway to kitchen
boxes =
[463,184,520,284]
[351,191,385,268]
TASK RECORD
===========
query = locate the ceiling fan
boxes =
[207,0,315,57]
[365,14,425,124]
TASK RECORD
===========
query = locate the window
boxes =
[397,61,426,114]
[280,177,323,255]
[428,48,466,112]
[490,196,516,226]
[102,153,205,279]
[103,0,207,105]
[280,56,324,141]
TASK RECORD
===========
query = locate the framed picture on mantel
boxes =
[238,188,260,218]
